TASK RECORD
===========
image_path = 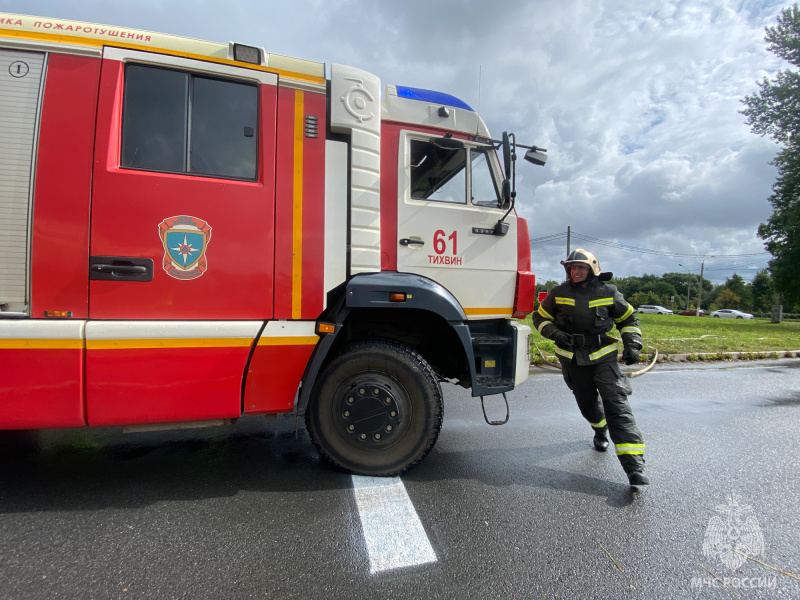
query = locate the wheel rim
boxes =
[332,373,411,450]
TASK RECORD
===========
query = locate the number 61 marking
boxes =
[434,230,457,255]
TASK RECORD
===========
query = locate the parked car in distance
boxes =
[709,309,754,319]
[677,309,706,316]
[636,305,674,315]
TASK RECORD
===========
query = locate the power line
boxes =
[713,255,770,267]
[530,233,567,244]
[706,261,770,272]
[530,230,769,259]
[572,232,768,258]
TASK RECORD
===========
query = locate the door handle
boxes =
[399,238,425,246]
[92,264,147,275]
[89,256,154,282]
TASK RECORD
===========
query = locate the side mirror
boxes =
[524,148,547,166]
[501,179,511,205]
[502,132,511,177]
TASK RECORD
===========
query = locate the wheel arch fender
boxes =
[344,271,467,321]
[296,272,473,414]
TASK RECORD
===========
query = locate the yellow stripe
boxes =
[292,90,304,319]
[589,344,618,361]
[86,338,253,350]
[0,29,326,84]
[588,418,607,428]
[554,347,574,359]
[620,326,642,335]
[537,305,554,320]
[614,304,634,323]
[0,339,83,350]
[554,297,574,306]
[257,336,319,346]
[464,307,513,316]
[2,335,318,350]
[588,298,614,308]
[616,443,645,455]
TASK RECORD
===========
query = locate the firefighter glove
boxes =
[552,330,573,349]
[622,345,640,365]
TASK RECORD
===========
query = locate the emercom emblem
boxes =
[702,494,764,571]
[158,215,212,280]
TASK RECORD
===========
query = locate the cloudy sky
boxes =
[3,0,790,283]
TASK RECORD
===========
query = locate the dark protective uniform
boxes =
[533,276,646,475]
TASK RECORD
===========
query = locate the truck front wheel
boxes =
[305,340,443,476]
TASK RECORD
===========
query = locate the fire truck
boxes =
[0,14,547,475]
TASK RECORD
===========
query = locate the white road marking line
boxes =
[351,475,437,574]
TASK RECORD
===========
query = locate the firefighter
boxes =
[533,249,648,487]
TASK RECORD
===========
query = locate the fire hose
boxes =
[480,340,658,426]
[531,339,658,378]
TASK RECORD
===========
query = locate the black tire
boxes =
[736,316,743,319]
[305,340,443,476]
[713,315,720,318]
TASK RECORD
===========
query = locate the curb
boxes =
[647,350,800,362]
[530,350,800,370]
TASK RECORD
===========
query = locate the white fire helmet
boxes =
[561,248,601,277]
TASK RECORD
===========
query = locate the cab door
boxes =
[395,131,518,319]
[89,48,277,320]
[86,48,277,426]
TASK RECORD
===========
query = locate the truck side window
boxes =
[121,66,188,172]
[470,148,501,208]
[409,139,466,204]
[121,64,258,180]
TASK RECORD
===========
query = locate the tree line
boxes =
[535,270,792,314]
[741,5,800,308]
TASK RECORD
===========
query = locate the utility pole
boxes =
[696,255,715,316]
[678,263,692,312]
[686,281,691,311]
[566,226,571,257]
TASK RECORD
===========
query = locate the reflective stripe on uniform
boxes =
[588,298,614,308]
[620,326,642,335]
[554,347,574,360]
[616,443,645,455]
[614,304,634,323]
[536,320,551,333]
[588,418,607,428]
[589,344,618,361]
[538,305,554,320]
[555,297,575,306]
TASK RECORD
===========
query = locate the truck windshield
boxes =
[470,147,501,207]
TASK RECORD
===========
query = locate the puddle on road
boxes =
[760,392,800,407]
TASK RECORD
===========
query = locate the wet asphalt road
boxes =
[0,360,799,599]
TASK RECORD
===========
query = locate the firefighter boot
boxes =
[592,427,609,452]
[628,470,649,487]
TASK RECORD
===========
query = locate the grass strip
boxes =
[524,314,800,358]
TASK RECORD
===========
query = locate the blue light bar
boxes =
[395,86,473,111]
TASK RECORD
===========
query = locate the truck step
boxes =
[475,376,514,388]
[471,334,511,346]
